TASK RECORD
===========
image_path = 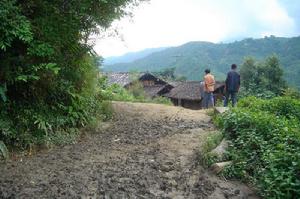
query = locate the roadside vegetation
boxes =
[239,55,287,99]
[0,0,145,154]
[101,77,172,105]
[213,56,300,198]
[1,1,299,198]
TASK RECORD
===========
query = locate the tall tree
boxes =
[240,57,258,90]
[263,56,286,94]
[1,0,146,102]
[240,55,286,96]
[0,0,145,146]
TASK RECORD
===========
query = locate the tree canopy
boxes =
[0,0,145,147]
[240,56,287,97]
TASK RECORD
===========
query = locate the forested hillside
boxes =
[104,36,300,89]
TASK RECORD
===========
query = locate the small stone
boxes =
[160,182,167,191]
[210,161,233,174]
[214,107,229,114]
[169,180,177,187]
[234,189,240,195]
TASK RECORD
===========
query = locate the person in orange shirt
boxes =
[203,69,215,109]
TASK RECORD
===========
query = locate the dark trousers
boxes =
[224,91,237,107]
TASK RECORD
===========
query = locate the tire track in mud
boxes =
[0,102,258,199]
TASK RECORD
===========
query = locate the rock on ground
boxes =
[210,139,230,160]
[214,107,229,114]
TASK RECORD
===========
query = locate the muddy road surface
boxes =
[0,102,258,198]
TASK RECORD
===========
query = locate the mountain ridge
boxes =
[103,47,168,65]
[103,36,300,89]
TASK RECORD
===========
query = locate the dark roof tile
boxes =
[143,85,167,98]
[164,81,202,100]
[164,81,225,100]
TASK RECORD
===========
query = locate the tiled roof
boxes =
[105,72,167,87]
[164,81,202,100]
[164,81,225,100]
[168,81,182,87]
[143,85,167,98]
[105,72,141,87]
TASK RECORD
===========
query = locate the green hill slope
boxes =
[103,36,300,89]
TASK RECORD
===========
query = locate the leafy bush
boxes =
[103,82,172,105]
[103,83,136,102]
[127,81,146,100]
[0,90,106,148]
[283,88,300,99]
[200,131,224,167]
[238,96,300,121]
[216,97,300,198]
[239,56,287,98]
[0,1,144,149]
[238,86,276,99]
[149,96,172,105]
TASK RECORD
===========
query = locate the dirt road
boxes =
[0,102,258,198]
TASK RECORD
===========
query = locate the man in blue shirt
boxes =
[224,64,240,107]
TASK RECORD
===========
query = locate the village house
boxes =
[163,81,225,109]
[105,72,225,109]
[105,72,174,98]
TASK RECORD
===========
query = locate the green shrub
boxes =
[0,92,105,148]
[202,131,224,154]
[238,96,300,121]
[0,0,144,150]
[240,56,287,97]
[128,81,146,99]
[217,97,300,198]
[99,100,114,121]
[200,131,224,167]
[104,82,172,105]
[238,86,277,99]
[146,96,172,105]
[102,83,134,102]
[283,88,300,99]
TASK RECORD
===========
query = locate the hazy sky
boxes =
[94,0,300,57]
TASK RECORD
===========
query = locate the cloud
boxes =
[94,0,299,57]
[223,0,296,39]
[277,0,300,32]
